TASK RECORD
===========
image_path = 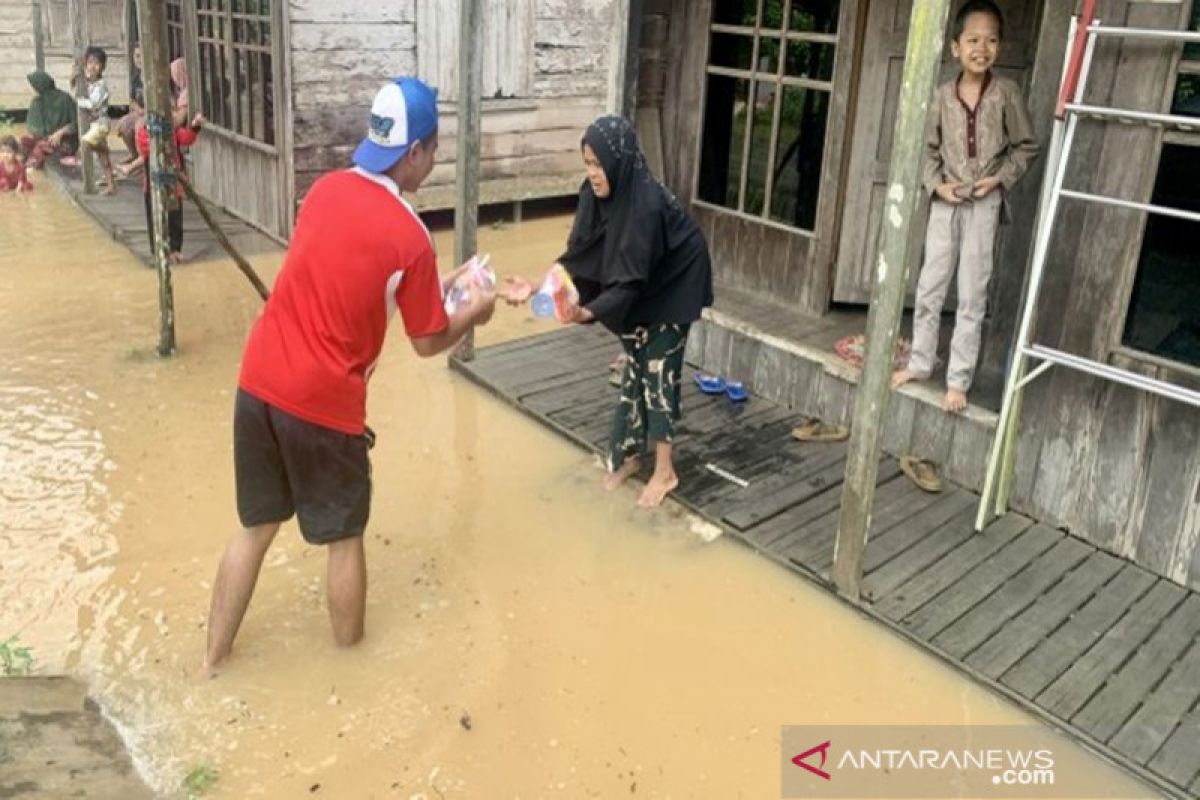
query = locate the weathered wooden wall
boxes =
[656,0,861,316]
[287,0,617,214]
[1007,0,1200,590]
[0,0,129,110]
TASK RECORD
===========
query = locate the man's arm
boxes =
[409,288,495,358]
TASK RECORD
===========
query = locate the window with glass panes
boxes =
[1121,3,1200,367]
[166,0,185,62]
[697,0,839,232]
[196,0,275,146]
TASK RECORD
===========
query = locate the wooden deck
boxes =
[47,166,281,267]
[452,326,1200,800]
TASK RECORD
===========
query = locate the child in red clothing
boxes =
[0,136,33,192]
[136,112,202,263]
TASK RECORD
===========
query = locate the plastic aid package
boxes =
[443,254,496,315]
[531,264,580,323]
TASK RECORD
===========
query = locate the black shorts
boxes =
[233,389,372,544]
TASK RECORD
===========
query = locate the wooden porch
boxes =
[45,163,279,267]
[452,324,1200,800]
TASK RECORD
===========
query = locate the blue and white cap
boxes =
[352,77,439,174]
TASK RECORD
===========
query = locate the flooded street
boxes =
[0,184,1150,798]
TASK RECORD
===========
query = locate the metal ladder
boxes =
[976,1,1200,530]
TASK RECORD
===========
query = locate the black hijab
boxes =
[559,115,664,288]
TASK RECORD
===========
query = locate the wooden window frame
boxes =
[692,0,841,235]
[194,0,277,148]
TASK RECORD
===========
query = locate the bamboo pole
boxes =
[137,0,177,356]
[452,0,483,362]
[179,177,271,301]
[832,0,953,601]
[68,0,94,194]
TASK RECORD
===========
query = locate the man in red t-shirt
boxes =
[205,77,496,671]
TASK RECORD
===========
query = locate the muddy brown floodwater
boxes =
[0,182,1150,799]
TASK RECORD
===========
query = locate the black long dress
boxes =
[558,116,714,335]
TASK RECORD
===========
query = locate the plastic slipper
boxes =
[899,455,943,493]
[725,381,748,402]
[791,418,849,442]
[694,373,727,395]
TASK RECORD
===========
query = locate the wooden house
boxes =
[0,0,133,110]
[632,0,1200,590]
[145,0,630,242]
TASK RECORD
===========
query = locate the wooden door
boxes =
[832,0,1042,303]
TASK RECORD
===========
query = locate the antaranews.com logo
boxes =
[781,726,1155,799]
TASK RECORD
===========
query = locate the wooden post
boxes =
[832,0,952,601]
[137,0,178,356]
[68,0,94,194]
[32,0,45,72]
[452,0,483,362]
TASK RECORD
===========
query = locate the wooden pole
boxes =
[452,0,483,362]
[136,0,178,356]
[32,0,45,72]
[68,0,94,194]
[832,0,952,600]
[179,177,271,301]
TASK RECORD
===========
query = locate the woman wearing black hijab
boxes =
[556,115,714,508]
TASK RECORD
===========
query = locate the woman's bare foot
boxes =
[637,472,679,508]
[943,388,968,413]
[603,457,640,491]
[891,368,916,389]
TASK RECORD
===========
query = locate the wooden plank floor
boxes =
[453,326,1200,800]
[48,166,280,267]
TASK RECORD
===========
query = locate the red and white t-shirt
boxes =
[238,168,448,434]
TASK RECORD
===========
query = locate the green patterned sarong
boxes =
[607,323,689,472]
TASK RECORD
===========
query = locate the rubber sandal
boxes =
[694,373,727,395]
[899,455,943,493]
[791,419,849,442]
[725,381,748,402]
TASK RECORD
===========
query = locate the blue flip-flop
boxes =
[725,381,748,402]
[694,373,727,395]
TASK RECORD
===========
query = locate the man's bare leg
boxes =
[637,442,679,508]
[326,536,366,647]
[204,522,280,671]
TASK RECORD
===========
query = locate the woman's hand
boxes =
[562,303,594,324]
[497,275,534,306]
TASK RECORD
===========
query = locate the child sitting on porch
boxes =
[70,46,118,195]
[0,136,33,192]
[891,0,1038,412]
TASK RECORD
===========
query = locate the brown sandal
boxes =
[900,455,943,493]
[791,418,850,443]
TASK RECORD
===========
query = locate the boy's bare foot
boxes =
[637,472,679,508]
[169,251,186,265]
[603,457,640,491]
[943,388,968,413]
[891,368,916,389]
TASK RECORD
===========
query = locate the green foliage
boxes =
[0,635,34,677]
[183,764,219,799]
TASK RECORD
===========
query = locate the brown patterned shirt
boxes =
[922,72,1039,196]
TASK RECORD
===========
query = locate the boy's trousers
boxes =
[907,189,1002,392]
